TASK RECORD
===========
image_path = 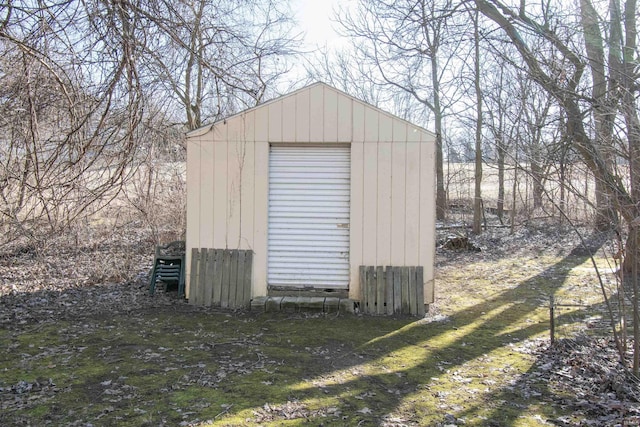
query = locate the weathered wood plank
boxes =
[212,249,224,305]
[386,266,394,315]
[197,250,206,305]
[198,249,208,307]
[220,250,232,308]
[203,248,215,306]
[189,248,201,305]
[359,266,367,313]
[196,250,204,305]
[393,267,402,314]
[242,251,253,308]
[366,266,376,314]
[416,266,425,316]
[189,249,253,309]
[362,267,370,314]
[376,266,385,315]
[229,250,239,307]
[196,250,204,304]
[235,250,246,308]
[401,266,410,314]
[409,266,417,315]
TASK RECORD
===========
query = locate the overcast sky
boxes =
[292,0,344,48]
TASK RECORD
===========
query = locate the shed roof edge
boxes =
[186,81,436,139]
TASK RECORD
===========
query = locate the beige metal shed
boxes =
[186,82,436,313]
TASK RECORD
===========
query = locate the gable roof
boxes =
[187,81,434,141]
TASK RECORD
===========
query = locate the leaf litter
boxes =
[0,224,639,426]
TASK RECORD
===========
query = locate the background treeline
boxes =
[0,0,298,247]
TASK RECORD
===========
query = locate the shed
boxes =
[186,82,436,314]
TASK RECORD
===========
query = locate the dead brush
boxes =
[122,159,186,246]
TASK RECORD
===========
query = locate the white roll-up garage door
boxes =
[268,146,350,289]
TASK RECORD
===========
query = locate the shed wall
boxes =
[186,83,436,304]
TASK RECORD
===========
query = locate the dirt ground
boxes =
[1,223,639,426]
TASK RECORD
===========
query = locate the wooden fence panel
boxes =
[393,267,402,314]
[212,249,223,304]
[376,266,385,315]
[204,248,215,306]
[360,265,426,316]
[220,250,231,308]
[416,266,425,317]
[366,266,376,312]
[359,266,367,313]
[227,250,239,308]
[385,266,394,315]
[189,249,253,309]
[241,251,253,307]
[401,267,410,314]
[190,248,201,305]
[198,250,209,305]
[408,266,417,315]
[236,250,246,307]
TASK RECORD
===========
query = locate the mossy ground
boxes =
[0,248,612,426]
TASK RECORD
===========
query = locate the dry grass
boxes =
[1,222,637,426]
[445,162,597,225]
[1,161,636,426]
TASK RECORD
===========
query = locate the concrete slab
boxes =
[249,295,356,315]
[339,298,355,314]
[250,296,267,312]
[297,297,325,312]
[324,297,341,314]
[265,296,283,312]
[280,296,299,313]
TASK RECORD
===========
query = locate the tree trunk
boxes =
[531,160,544,210]
[558,111,568,223]
[497,140,505,221]
[559,149,567,223]
[472,9,483,235]
[581,0,619,231]
[621,0,640,376]
[595,184,619,231]
[432,53,446,221]
[625,228,640,375]
[511,141,518,234]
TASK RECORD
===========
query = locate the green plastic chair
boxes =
[149,241,185,297]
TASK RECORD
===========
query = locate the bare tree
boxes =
[0,0,144,248]
[518,76,559,212]
[471,8,484,234]
[475,0,640,374]
[133,0,300,130]
[580,0,621,231]
[304,48,387,108]
[0,0,300,249]
[304,47,430,126]
[336,0,469,221]
[483,60,525,223]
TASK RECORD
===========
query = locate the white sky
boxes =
[292,0,344,48]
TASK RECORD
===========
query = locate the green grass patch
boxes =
[1,251,611,426]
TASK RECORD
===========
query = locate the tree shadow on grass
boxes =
[273,239,605,426]
[0,238,609,426]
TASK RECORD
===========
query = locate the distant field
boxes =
[445,162,597,224]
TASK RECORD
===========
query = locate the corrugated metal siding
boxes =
[268,146,350,289]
